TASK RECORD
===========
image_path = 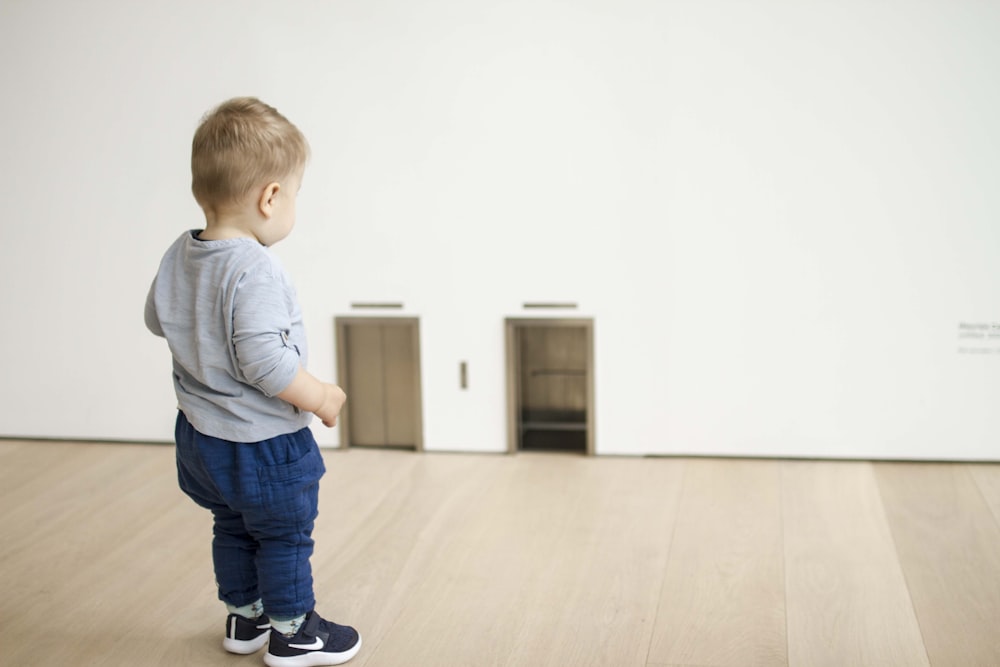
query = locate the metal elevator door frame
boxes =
[335,317,423,451]
[505,318,595,455]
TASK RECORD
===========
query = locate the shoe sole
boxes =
[223,632,270,655]
[263,635,362,667]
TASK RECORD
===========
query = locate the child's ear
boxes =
[258,182,281,218]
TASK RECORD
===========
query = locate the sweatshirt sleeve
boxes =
[230,270,301,398]
[144,279,164,337]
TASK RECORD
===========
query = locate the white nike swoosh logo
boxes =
[289,638,324,651]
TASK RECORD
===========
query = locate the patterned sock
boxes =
[270,614,307,637]
[226,598,265,620]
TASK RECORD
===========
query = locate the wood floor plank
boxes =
[350,453,576,666]
[356,455,683,667]
[967,463,1000,528]
[502,457,684,667]
[648,458,786,667]
[0,442,220,666]
[782,461,928,667]
[4,442,1000,667]
[0,442,171,566]
[876,463,1000,666]
[313,450,508,666]
[0,440,110,519]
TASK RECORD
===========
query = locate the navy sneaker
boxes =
[264,611,361,667]
[223,613,271,654]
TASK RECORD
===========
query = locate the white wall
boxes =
[1,0,997,458]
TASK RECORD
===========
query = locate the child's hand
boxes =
[316,383,347,428]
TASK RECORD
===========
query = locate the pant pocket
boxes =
[257,445,326,524]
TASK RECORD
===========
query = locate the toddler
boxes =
[145,97,361,666]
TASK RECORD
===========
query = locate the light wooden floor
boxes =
[2,441,999,667]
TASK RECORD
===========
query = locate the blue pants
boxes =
[174,411,326,620]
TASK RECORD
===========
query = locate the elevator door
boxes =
[337,318,422,450]
[506,319,594,454]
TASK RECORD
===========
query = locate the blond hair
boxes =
[191,97,309,209]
